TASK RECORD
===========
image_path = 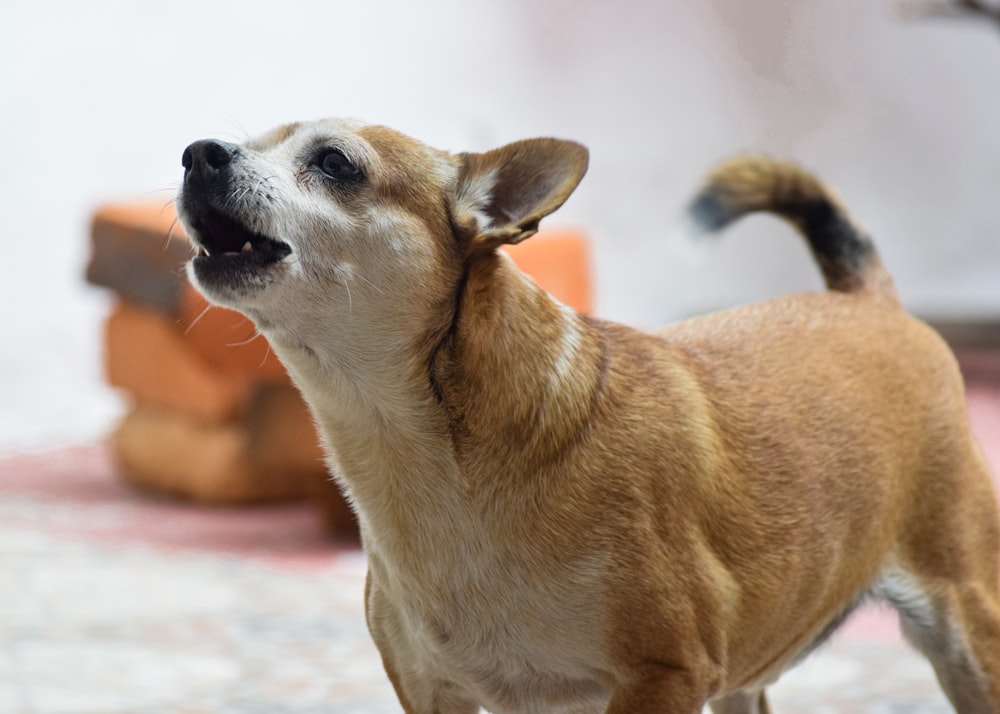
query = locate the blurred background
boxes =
[3,0,1000,453]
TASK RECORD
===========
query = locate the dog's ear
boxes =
[453,139,588,249]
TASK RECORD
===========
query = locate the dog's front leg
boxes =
[377,657,478,714]
[365,573,478,714]
[710,689,771,714]
[605,663,716,714]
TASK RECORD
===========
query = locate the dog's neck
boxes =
[262,297,460,555]
[432,251,606,480]
[262,251,604,561]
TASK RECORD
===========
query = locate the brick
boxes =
[111,403,313,504]
[105,300,248,421]
[241,383,327,474]
[178,284,289,383]
[86,202,190,316]
[239,384,357,533]
[103,293,354,526]
[112,388,356,527]
[87,201,289,382]
[503,229,593,313]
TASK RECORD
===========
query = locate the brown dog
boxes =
[177,119,1000,713]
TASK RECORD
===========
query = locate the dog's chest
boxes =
[437,637,608,714]
[373,545,612,713]
[414,595,609,712]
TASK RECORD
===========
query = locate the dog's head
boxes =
[177,118,588,358]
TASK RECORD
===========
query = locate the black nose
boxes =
[182,139,238,174]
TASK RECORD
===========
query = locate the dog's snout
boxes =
[182,139,238,175]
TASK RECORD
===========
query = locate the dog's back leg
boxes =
[709,689,771,714]
[881,574,1000,713]
[876,453,1000,712]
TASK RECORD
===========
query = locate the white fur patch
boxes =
[454,166,499,231]
[551,303,584,390]
[872,563,992,699]
[872,566,938,635]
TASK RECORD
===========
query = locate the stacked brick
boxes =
[86,203,354,534]
[86,202,592,536]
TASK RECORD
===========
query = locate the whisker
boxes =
[163,216,184,252]
[353,273,384,295]
[141,185,181,198]
[224,118,252,143]
[259,340,274,370]
[226,330,266,348]
[229,186,245,207]
[230,175,278,210]
[183,303,214,336]
[343,277,353,316]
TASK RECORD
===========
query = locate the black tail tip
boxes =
[686,191,736,236]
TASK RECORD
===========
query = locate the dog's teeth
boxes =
[242,241,253,253]
[198,247,208,257]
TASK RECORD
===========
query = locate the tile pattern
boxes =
[2,532,396,714]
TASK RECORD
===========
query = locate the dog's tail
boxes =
[685,156,896,299]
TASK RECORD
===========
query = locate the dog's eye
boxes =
[317,149,361,182]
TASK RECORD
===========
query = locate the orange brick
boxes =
[112,404,311,504]
[503,229,593,313]
[105,300,248,421]
[87,202,190,316]
[178,285,290,383]
[234,384,356,533]
[112,386,355,528]
[241,383,326,475]
[94,201,183,237]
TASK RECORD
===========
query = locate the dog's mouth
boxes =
[189,208,292,266]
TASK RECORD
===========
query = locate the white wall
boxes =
[3,0,1000,450]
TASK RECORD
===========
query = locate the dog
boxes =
[177,118,1000,713]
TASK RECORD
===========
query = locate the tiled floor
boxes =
[4,361,1000,713]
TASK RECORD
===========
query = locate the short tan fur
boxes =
[178,121,1000,713]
